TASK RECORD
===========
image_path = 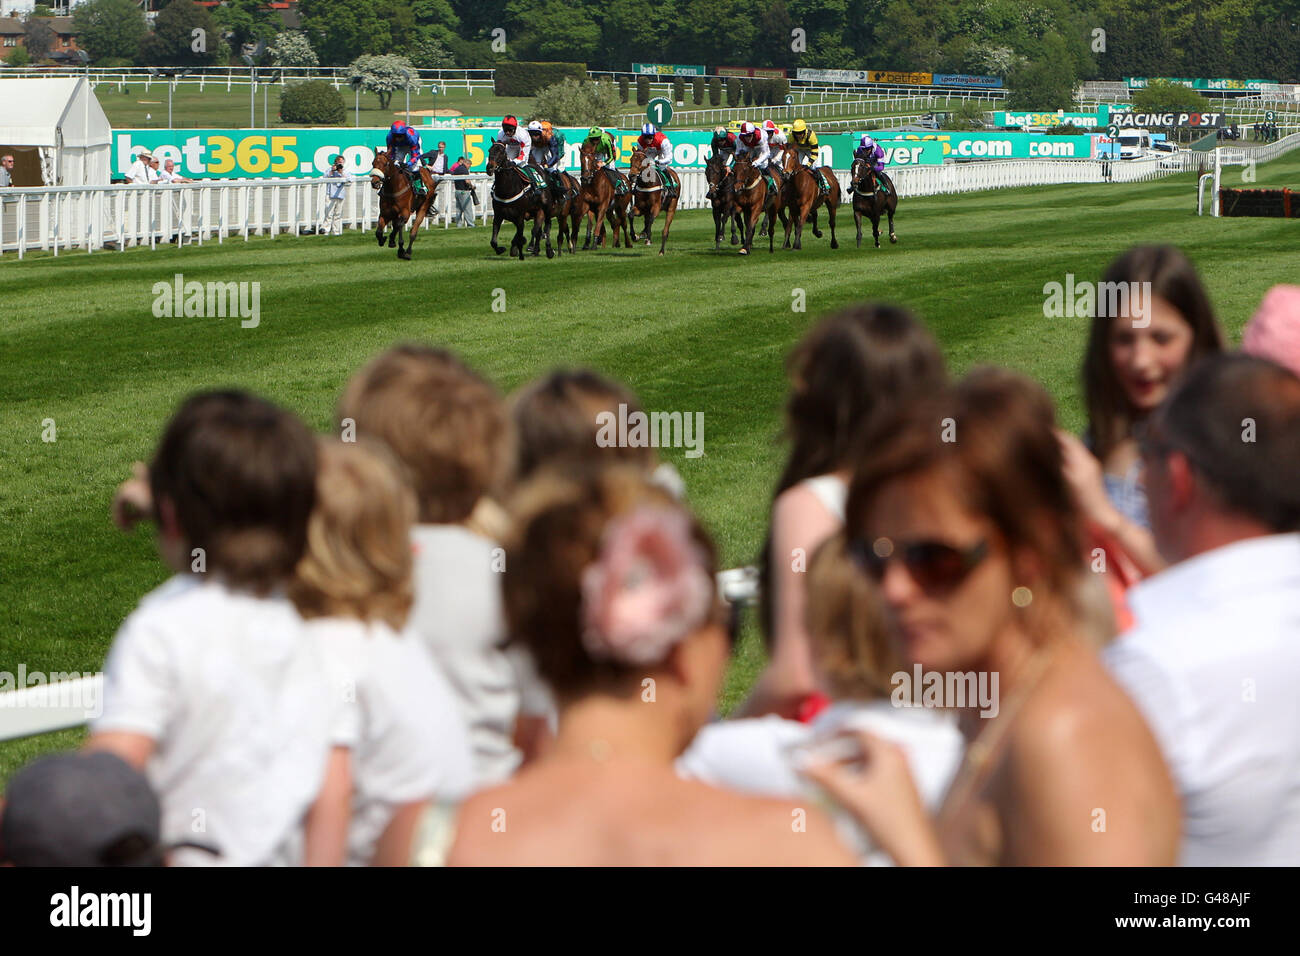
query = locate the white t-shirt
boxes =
[409,524,540,786]
[1105,533,1300,866]
[678,700,964,864]
[155,169,184,183]
[94,575,339,866]
[310,617,475,866]
[127,159,156,184]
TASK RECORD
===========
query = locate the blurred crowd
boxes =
[2,250,1299,867]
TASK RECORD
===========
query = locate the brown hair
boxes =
[805,533,899,700]
[339,345,508,524]
[503,466,720,701]
[1083,245,1225,459]
[846,367,1085,623]
[289,439,417,630]
[508,369,655,486]
[148,390,317,594]
[760,304,948,643]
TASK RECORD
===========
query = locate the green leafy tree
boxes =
[73,0,148,64]
[136,0,222,66]
[412,31,456,68]
[636,75,650,105]
[280,80,346,123]
[269,31,318,69]
[598,0,673,73]
[692,76,704,104]
[1179,11,1230,77]
[726,75,740,106]
[298,0,391,65]
[5,44,32,66]
[345,53,418,110]
[505,0,600,61]
[531,78,623,126]
[709,76,722,105]
[212,0,279,55]
[1131,78,1210,111]
[24,14,56,61]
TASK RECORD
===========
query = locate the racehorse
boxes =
[578,143,632,250]
[704,152,743,249]
[370,149,436,260]
[485,141,554,260]
[849,158,898,249]
[782,152,841,250]
[627,149,680,256]
[730,152,784,255]
[551,170,587,254]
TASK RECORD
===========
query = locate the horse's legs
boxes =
[794,198,809,251]
[401,197,432,261]
[490,209,507,255]
[375,214,386,247]
[828,195,839,250]
[872,210,881,249]
[658,199,675,256]
[713,205,724,250]
[888,204,897,243]
[854,206,863,249]
[810,204,822,239]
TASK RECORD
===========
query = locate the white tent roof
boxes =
[0,78,112,148]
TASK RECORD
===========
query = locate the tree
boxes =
[1004,54,1076,110]
[692,76,704,104]
[1179,11,1230,77]
[23,14,56,61]
[5,44,32,67]
[411,31,456,69]
[72,0,148,64]
[531,78,623,126]
[280,80,345,124]
[345,53,418,110]
[136,0,222,66]
[505,0,600,61]
[269,30,318,69]
[298,0,391,65]
[636,75,650,105]
[709,76,722,106]
[1132,79,1211,111]
[212,0,279,55]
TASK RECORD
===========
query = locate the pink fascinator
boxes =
[1242,285,1300,379]
[580,506,715,666]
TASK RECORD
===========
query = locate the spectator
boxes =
[126,149,156,184]
[89,391,345,866]
[1105,354,1300,865]
[155,159,193,184]
[421,140,449,216]
[412,466,857,866]
[0,154,13,188]
[339,346,533,787]
[1242,284,1300,379]
[807,368,1179,865]
[289,439,475,866]
[678,531,964,864]
[317,155,350,236]
[1059,246,1225,614]
[742,305,947,721]
[0,751,215,866]
[450,155,475,227]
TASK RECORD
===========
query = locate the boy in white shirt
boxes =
[90,391,346,866]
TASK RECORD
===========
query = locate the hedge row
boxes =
[493,61,587,96]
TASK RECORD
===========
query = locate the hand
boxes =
[1056,430,1123,534]
[801,730,945,866]
[111,461,153,532]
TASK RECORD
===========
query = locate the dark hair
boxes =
[503,466,721,700]
[1147,353,1300,531]
[758,304,947,643]
[846,367,1084,622]
[149,390,317,594]
[1083,245,1224,459]
[508,369,654,486]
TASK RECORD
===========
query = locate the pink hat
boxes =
[1242,285,1300,379]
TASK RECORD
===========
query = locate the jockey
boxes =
[850,133,889,194]
[637,123,673,170]
[790,118,829,193]
[709,126,738,165]
[387,121,426,192]
[495,115,530,165]
[583,126,617,169]
[735,121,773,171]
[762,119,787,148]
[527,119,571,202]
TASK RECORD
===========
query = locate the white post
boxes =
[1212,149,1222,217]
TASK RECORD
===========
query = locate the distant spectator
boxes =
[1106,354,1300,865]
[89,391,344,866]
[450,156,475,227]
[155,159,193,184]
[317,155,350,236]
[0,751,214,866]
[421,140,449,216]
[1242,284,1300,379]
[0,154,13,188]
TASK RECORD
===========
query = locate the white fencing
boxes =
[2,150,1248,257]
[620,94,982,129]
[4,66,497,94]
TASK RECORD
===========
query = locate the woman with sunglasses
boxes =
[744,304,947,721]
[805,368,1179,865]
[1058,246,1225,594]
[412,466,856,866]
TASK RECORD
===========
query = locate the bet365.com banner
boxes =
[111,127,943,179]
[872,130,1098,160]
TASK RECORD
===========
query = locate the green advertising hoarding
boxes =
[872,130,1097,160]
[111,128,944,179]
[632,63,707,75]
[1125,77,1271,91]
[993,108,1109,129]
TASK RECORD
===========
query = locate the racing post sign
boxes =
[1108,111,1224,129]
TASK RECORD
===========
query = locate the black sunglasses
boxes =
[848,536,989,594]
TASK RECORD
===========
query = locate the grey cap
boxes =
[1,751,165,866]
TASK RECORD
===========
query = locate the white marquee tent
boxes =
[0,78,113,186]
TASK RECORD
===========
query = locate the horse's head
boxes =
[779,146,797,173]
[628,149,646,178]
[370,150,388,190]
[579,143,597,185]
[850,158,868,189]
[485,141,507,175]
[704,156,729,199]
